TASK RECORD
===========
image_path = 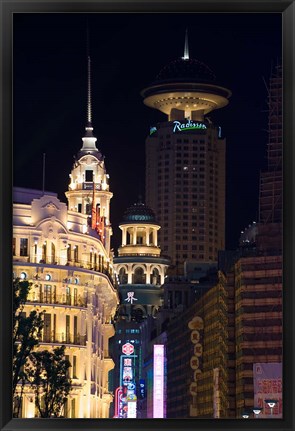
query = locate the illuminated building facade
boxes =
[142,33,231,274]
[163,269,234,418]
[232,252,282,417]
[13,57,119,418]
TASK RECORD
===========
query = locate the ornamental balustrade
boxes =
[41,332,86,346]
[26,292,87,307]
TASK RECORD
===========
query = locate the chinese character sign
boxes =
[119,354,137,418]
[253,363,282,418]
[124,291,138,304]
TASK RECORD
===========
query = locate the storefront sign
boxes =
[253,363,282,418]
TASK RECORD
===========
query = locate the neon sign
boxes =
[173,119,207,133]
[153,344,164,418]
[122,342,134,355]
[119,354,137,418]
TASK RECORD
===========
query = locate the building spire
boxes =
[85,23,94,137]
[183,28,189,60]
[79,29,99,154]
[87,55,92,127]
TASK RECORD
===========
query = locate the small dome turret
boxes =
[121,202,158,225]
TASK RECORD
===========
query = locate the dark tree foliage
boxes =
[27,346,72,418]
[13,278,44,396]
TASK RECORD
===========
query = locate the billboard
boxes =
[153,344,164,418]
[253,362,282,418]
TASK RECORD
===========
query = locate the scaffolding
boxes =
[259,65,282,224]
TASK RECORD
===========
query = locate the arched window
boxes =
[151,268,160,285]
[119,268,128,284]
[133,267,146,284]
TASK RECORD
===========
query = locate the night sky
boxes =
[13,13,282,253]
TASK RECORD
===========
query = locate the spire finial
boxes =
[87,55,92,127]
[85,22,94,138]
[79,22,99,153]
[183,28,189,60]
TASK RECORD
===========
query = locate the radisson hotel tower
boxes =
[141,34,231,274]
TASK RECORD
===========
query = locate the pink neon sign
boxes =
[153,344,164,418]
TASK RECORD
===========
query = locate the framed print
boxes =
[1,1,295,431]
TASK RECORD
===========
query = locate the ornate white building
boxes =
[13,57,119,418]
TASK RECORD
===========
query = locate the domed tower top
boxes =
[141,30,231,121]
[121,202,158,225]
[117,201,161,257]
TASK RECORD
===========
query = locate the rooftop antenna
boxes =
[183,28,189,60]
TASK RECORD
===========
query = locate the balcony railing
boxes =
[27,293,87,307]
[14,257,114,282]
[42,332,86,346]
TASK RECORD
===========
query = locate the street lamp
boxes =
[253,406,262,418]
[265,399,278,416]
[242,412,249,419]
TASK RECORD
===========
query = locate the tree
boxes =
[13,278,44,397]
[27,346,72,418]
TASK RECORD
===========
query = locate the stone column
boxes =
[132,227,137,245]
[122,227,127,246]
[146,227,150,245]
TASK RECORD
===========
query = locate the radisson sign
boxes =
[173,119,207,133]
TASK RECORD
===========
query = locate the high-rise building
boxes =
[13,56,119,418]
[142,33,231,274]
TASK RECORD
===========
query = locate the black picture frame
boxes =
[1,1,294,431]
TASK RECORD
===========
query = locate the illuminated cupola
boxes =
[141,30,231,121]
[114,201,169,287]
[118,202,161,258]
[65,56,113,253]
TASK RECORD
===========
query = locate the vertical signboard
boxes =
[188,316,204,416]
[253,363,282,418]
[153,344,164,418]
[119,354,137,418]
